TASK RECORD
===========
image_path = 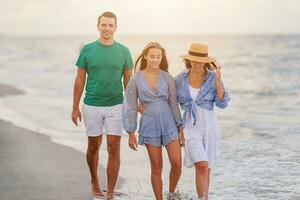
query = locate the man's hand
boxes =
[71,108,82,126]
[72,68,86,126]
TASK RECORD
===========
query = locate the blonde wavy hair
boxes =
[134,42,169,73]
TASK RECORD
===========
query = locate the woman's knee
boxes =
[151,162,163,176]
[170,159,182,172]
[195,161,208,174]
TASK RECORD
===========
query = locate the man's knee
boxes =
[88,144,100,154]
[87,137,102,154]
[107,140,120,157]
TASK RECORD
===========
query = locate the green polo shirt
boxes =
[76,40,133,106]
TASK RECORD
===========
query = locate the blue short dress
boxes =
[123,70,183,147]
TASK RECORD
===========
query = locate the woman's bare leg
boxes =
[146,144,163,200]
[165,139,182,192]
[195,161,209,200]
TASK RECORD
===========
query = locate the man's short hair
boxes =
[97,11,117,26]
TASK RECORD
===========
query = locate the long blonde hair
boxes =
[134,42,169,73]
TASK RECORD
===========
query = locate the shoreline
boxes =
[0,119,125,199]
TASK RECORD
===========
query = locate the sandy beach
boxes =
[0,119,111,200]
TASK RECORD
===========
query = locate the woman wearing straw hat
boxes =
[175,43,230,200]
[123,42,185,200]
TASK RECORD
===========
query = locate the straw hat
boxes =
[181,43,215,63]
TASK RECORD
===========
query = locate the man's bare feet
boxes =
[91,178,104,196]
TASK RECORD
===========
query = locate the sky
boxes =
[1,0,300,35]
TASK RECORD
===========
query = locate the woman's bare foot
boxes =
[106,191,114,200]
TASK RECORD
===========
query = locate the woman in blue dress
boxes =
[123,42,184,200]
[175,43,230,200]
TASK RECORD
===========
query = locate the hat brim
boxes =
[180,55,215,63]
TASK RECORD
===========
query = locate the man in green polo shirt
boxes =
[71,11,133,199]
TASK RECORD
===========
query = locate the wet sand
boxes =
[0,119,124,200]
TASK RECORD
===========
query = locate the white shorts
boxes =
[82,103,123,137]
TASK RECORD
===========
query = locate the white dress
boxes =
[183,85,221,168]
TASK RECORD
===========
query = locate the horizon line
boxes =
[1,32,300,38]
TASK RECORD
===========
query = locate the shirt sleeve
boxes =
[214,80,230,109]
[122,76,138,133]
[167,74,183,126]
[75,46,87,69]
[123,47,133,70]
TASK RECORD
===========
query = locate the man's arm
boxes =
[123,68,132,89]
[71,68,86,125]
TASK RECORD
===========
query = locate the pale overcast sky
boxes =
[1,0,299,35]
